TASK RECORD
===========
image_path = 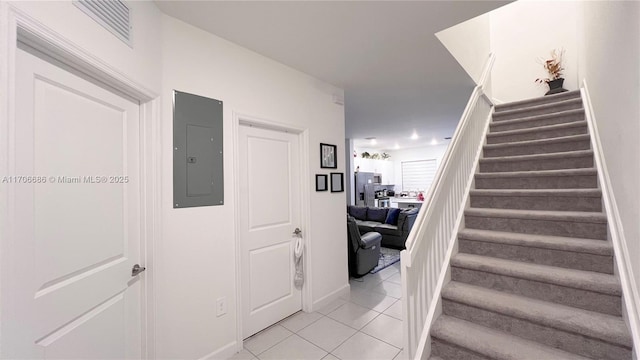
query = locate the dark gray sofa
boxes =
[347,205,419,249]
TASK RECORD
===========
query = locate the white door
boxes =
[239,124,303,338]
[2,47,143,359]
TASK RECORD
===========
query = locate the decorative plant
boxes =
[371,153,381,160]
[535,48,565,84]
[381,152,391,160]
[361,151,371,159]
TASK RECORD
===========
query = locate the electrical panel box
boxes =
[173,90,223,208]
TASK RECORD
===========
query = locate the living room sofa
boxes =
[347,205,419,249]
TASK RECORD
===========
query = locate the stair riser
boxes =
[451,267,621,316]
[443,300,631,360]
[493,101,583,122]
[490,112,585,132]
[464,214,607,240]
[458,239,613,274]
[483,139,591,157]
[475,174,598,189]
[487,125,587,144]
[469,194,602,212]
[430,339,492,360]
[479,155,593,173]
[495,92,581,112]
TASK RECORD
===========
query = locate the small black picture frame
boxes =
[330,172,344,193]
[320,143,337,169]
[315,174,328,191]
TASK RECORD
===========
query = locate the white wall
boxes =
[489,0,579,103]
[436,13,491,85]
[158,15,347,359]
[390,144,449,193]
[577,0,640,309]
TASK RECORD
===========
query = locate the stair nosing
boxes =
[442,282,631,348]
[431,315,591,360]
[493,98,584,119]
[491,108,585,129]
[487,120,587,138]
[483,134,590,150]
[458,228,613,256]
[475,168,597,179]
[465,207,607,223]
[479,149,593,163]
[451,253,620,295]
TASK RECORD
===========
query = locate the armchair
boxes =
[347,215,382,277]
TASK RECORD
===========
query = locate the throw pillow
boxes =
[385,208,402,225]
[367,207,388,223]
[349,206,368,220]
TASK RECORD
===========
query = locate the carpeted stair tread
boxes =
[451,253,620,296]
[494,90,582,113]
[480,149,593,164]
[431,315,590,360]
[493,98,583,122]
[490,108,585,132]
[458,229,612,256]
[465,207,607,223]
[476,167,597,179]
[442,282,632,348]
[487,120,587,138]
[483,134,590,153]
[469,188,601,198]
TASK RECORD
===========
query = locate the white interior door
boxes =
[239,124,303,338]
[2,47,143,359]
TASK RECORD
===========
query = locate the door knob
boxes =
[293,228,302,236]
[131,264,146,277]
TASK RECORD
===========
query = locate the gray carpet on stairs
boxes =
[429,91,634,359]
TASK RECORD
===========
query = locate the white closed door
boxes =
[239,124,303,338]
[2,48,143,359]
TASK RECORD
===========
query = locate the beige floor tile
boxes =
[298,316,357,352]
[258,334,327,360]
[243,325,292,355]
[326,302,380,330]
[317,298,348,315]
[361,313,404,348]
[332,332,400,360]
[383,299,403,320]
[279,311,323,332]
[347,287,397,313]
[385,272,402,285]
[370,280,403,299]
[226,349,256,360]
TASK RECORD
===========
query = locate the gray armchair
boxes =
[347,215,382,277]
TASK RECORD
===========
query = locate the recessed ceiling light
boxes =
[370,138,377,145]
[430,138,438,145]
[394,143,400,150]
[410,131,419,140]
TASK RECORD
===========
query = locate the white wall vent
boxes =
[74,0,131,46]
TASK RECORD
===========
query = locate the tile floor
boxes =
[230,261,404,360]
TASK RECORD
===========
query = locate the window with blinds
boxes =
[401,159,437,192]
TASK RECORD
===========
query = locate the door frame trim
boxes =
[232,112,313,350]
[0,4,161,358]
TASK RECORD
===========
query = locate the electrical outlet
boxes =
[216,297,227,317]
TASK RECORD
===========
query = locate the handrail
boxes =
[401,53,495,359]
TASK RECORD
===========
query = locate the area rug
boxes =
[370,247,401,274]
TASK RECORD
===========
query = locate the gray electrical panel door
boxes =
[173,90,223,208]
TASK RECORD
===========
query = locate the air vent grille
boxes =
[74,0,131,46]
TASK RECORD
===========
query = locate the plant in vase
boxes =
[535,48,568,96]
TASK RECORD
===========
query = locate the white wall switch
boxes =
[216,297,227,317]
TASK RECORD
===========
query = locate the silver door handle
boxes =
[131,264,146,277]
[293,228,302,236]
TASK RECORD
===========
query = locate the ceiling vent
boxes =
[74,0,131,46]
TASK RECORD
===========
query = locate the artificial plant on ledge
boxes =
[535,48,568,96]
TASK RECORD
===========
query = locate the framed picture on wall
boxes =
[330,172,344,193]
[320,143,337,169]
[316,174,328,191]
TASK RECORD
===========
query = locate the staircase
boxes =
[429,90,634,359]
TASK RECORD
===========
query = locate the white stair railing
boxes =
[400,53,495,359]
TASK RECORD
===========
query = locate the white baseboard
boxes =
[198,341,238,360]
[311,283,350,312]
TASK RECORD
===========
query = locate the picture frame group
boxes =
[316,172,343,193]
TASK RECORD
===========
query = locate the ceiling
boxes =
[155,0,510,150]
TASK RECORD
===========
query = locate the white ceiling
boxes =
[155,0,510,150]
